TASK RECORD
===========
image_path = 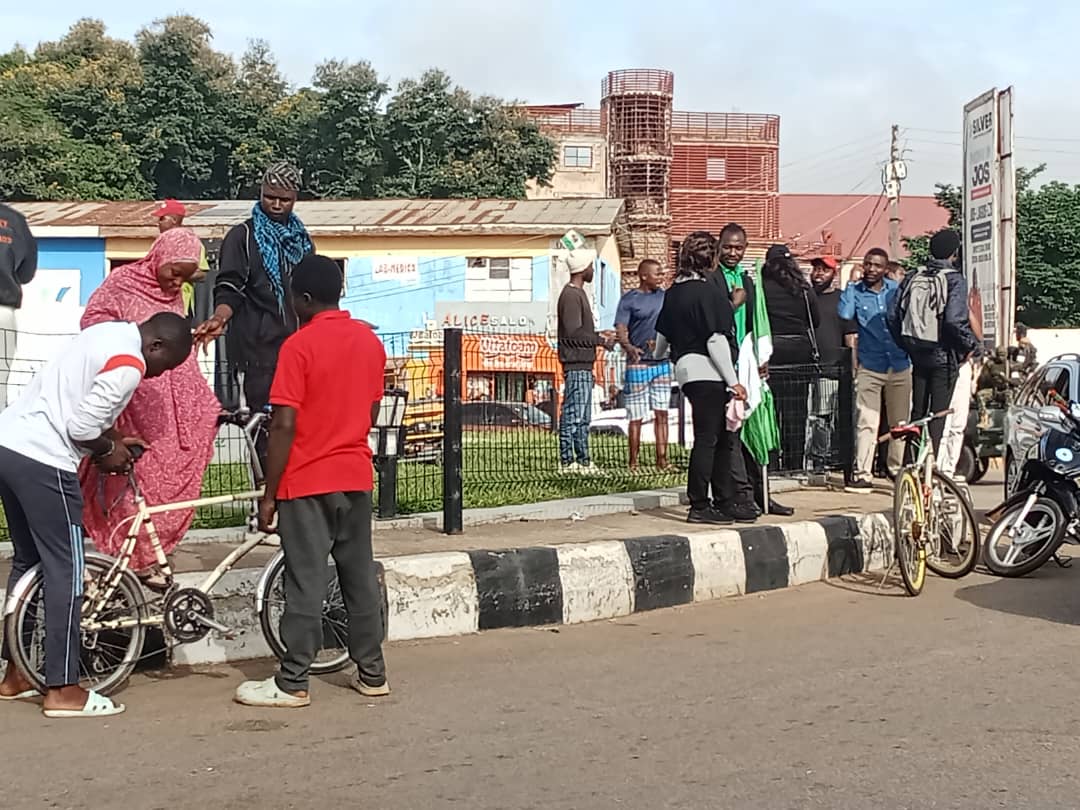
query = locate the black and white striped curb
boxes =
[0,513,893,667]
[178,512,892,665]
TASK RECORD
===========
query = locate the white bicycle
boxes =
[2,409,358,696]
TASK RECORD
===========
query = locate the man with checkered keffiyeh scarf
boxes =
[194,162,314,424]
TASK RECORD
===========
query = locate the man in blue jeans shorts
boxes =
[615,258,672,470]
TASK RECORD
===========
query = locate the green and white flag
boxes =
[738,260,780,465]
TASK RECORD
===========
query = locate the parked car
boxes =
[1004,354,1080,497]
[462,401,552,429]
[589,386,694,445]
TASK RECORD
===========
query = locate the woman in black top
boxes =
[655,231,753,525]
[760,244,820,473]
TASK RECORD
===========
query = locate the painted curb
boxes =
[2,512,893,668]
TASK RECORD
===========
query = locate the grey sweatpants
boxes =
[275,491,385,693]
[0,445,84,687]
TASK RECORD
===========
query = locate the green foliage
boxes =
[902,166,1080,328]
[0,18,555,202]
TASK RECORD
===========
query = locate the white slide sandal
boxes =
[43,690,125,719]
[0,690,40,702]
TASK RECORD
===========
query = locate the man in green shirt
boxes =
[709,223,794,517]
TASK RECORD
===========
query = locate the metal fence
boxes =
[0,326,855,543]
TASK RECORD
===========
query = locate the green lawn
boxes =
[1,430,689,540]
[395,430,689,514]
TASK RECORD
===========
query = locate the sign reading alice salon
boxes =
[434,302,548,334]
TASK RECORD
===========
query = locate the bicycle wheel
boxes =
[925,471,980,578]
[4,554,146,697]
[893,468,927,596]
[983,496,1067,578]
[257,552,352,675]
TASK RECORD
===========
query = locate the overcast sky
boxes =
[6,0,1079,196]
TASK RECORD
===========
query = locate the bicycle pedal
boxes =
[195,614,232,635]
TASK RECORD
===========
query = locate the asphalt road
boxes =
[9,483,1080,810]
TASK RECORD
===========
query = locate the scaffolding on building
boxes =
[601,70,674,288]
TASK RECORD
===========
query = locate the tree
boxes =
[379,70,555,198]
[0,17,556,203]
[302,59,387,198]
[902,167,1080,328]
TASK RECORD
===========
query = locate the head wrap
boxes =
[84,227,202,311]
[261,161,303,192]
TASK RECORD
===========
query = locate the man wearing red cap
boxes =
[806,256,856,473]
[153,200,209,317]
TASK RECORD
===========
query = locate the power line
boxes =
[904,124,1080,146]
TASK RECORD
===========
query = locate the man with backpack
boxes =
[888,229,979,460]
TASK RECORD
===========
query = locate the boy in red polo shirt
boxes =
[234,254,387,708]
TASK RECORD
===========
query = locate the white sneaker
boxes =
[578,462,605,476]
[559,462,582,474]
[234,677,310,708]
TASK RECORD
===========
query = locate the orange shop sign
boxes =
[464,334,557,372]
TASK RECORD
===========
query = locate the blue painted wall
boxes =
[342,256,466,336]
[531,255,550,301]
[36,237,105,305]
[341,257,557,339]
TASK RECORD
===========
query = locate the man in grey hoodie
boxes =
[0,203,38,407]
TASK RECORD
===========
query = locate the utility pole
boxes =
[885,124,906,258]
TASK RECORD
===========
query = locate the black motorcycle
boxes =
[983,390,1080,577]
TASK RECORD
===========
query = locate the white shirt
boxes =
[0,321,145,471]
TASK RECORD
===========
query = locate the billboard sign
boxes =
[963,89,999,346]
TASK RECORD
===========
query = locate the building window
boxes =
[563,145,593,168]
[469,257,512,280]
[706,157,727,182]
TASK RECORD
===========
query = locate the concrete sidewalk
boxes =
[0,484,895,669]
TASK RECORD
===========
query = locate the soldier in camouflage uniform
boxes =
[976,347,1010,426]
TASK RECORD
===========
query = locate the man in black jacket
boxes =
[889,229,979,458]
[194,162,314,419]
[0,203,37,408]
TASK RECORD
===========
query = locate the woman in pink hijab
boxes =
[80,227,221,585]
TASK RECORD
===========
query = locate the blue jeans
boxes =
[559,369,593,466]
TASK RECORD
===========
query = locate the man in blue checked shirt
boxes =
[614,259,672,470]
[838,247,912,492]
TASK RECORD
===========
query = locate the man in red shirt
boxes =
[234,254,387,709]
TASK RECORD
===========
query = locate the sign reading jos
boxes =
[963,90,999,344]
[963,87,1015,349]
[371,256,419,284]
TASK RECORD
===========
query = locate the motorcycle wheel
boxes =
[983,496,1067,578]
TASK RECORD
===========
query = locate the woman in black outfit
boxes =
[655,232,753,525]
[760,244,820,473]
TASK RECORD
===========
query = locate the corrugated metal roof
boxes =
[15,198,627,237]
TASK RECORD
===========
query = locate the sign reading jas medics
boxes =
[963,87,1016,349]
